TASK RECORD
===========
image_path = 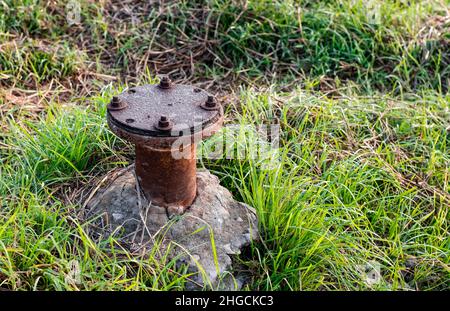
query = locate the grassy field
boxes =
[0,0,449,290]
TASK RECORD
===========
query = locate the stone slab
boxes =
[84,166,259,290]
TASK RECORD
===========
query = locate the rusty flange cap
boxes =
[107,84,222,138]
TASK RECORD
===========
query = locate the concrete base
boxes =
[84,166,259,290]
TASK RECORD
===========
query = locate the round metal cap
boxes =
[107,84,222,137]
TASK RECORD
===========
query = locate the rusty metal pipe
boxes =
[106,76,223,213]
[135,144,197,207]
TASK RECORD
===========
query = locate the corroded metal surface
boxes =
[135,145,197,207]
[107,84,221,137]
[106,77,223,210]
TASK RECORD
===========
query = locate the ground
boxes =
[0,0,449,290]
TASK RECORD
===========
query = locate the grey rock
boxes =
[85,166,259,290]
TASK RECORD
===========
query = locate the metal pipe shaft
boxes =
[135,144,197,208]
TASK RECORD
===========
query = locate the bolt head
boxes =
[107,96,127,111]
[111,96,119,105]
[206,95,217,107]
[158,75,172,89]
[201,95,219,110]
[155,115,173,131]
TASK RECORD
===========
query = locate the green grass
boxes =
[0,0,449,291]
[0,89,193,290]
[0,38,82,87]
[1,0,448,91]
[1,86,448,290]
[208,89,449,290]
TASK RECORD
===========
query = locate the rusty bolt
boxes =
[155,115,173,132]
[158,75,172,89]
[107,82,223,211]
[206,95,217,107]
[201,95,219,110]
[111,96,120,105]
[107,96,127,111]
